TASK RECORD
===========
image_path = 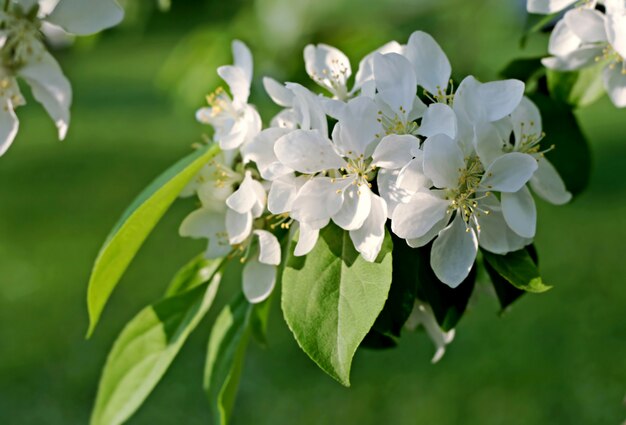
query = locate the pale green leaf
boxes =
[87,144,220,336]
[482,248,551,294]
[281,224,393,386]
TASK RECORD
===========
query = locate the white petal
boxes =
[501,186,537,238]
[478,79,526,122]
[542,46,603,71]
[294,222,320,256]
[268,174,304,214]
[349,194,388,262]
[391,191,450,240]
[548,18,582,57]
[333,184,372,231]
[406,215,449,248]
[477,198,530,254]
[418,103,457,139]
[423,134,464,189]
[527,0,577,14]
[511,97,542,144]
[226,172,261,213]
[564,9,608,43]
[529,158,572,204]
[397,154,431,193]
[291,177,344,227]
[274,129,345,174]
[217,65,250,107]
[333,96,382,157]
[474,123,507,167]
[372,134,420,169]
[243,259,276,304]
[373,52,417,118]
[286,83,328,134]
[46,0,123,35]
[254,230,281,266]
[606,12,626,59]
[404,31,452,95]
[354,41,403,92]
[242,127,292,180]
[377,168,412,218]
[226,209,252,245]
[303,44,351,98]
[0,97,19,157]
[405,301,455,364]
[179,208,225,239]
[603,63,626,108]
[263,77,293,107]
[232,40,253,86]
[430,214,478,288]
[19,51,71,140]
[480,153,538,193]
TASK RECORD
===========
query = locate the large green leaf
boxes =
[204,295,253,425]
[281,224,393,386]
[528,93,592,197]
[482,248,551,293]
[547,65,606,109]
[87,144,220,336]
[90,270,222,425]
[165,254,223,297]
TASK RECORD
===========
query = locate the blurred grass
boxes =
[0,0,625,424]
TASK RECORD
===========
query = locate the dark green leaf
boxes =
[372,234,419,337]
[500,57,545,89]
[87,144,221,337]
[521,13,557,47]
[90,273,222,425]
[528,92,592,197]
[547,65,606,108]
[282,224,393,386]
[482,248,551,293]
[360,328,397,350]
[204,295,253,425]
[484,258,526,312]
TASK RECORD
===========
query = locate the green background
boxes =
[0,0,624,423]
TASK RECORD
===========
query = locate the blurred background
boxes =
[0,0,625,423]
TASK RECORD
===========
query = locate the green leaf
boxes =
[86,144,220,337]
[90,271,222,425]
[499,57,545,92]
[528,92,592,197]
[547,64,606,108]
[483,257,526,312]
[521,13,556,47]
[204,295,253,425]
[360,328,397,350]
[372,234,419,337]
[415,245,476,332]
[281,224,393,386]
[165,254,223,297]
[482,248,551,293]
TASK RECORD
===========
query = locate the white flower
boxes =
[542,7,626,107]
[242,230,281,304]
[405,300,455,364]
[273,96,388,261]
[196,40,262,149]
[391,133,537,287]
[402,31,452,100]
[0,0,123,155]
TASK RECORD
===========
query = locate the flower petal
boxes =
[46,0,123,36]
[527,0,577,14]
[226,171,264,213]
[418,103,457,139]
[243,259,276,304]
[303,43,351,98]
[333,184,373,231]
[391,190,450,240]
[18,51,71,140]
[529,158,572,204]
[371,134,420,169]
[397,154,431,193]
[0,97,19,157]
[603,63,626,108]
[480,152,538,193]
[430,214,478,288]
[373,52,417,118]
[286,83,328,134]
[294,222,320,257]
[423,134,464,189]
[274,129,345,174]
[477,198,530,254]
[263,77,293,107]
[548,18,582,57]
[511,97,542,145]
[564,9,608,44]
[217,65,250,107]
[179,208,225,239]
[354,41,403,92]
[232,40,253,85]
[268,174,305,214]
[501,186,537,238]
[606,12,626,59]
[333,96,382,157]
[254,230,281,266]
[226,209,252,245]
[542,46,603,71]
[349,194,388,262]
[404,31,452,95]
[377,168,412,218]
[291,177,344,227]
[242,127,292,180]
[406,215,449,248]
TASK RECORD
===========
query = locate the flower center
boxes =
[206,87,239,118]
[0,11,43,68]
[596,46,626,75]
[376,109,419,136]
[310,60,350,99]
[446,156,491,229]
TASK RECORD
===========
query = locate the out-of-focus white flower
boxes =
[196,40,262,150]
[405,301,455,364]
[0,0,123,155]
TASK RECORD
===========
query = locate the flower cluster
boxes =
[0,0,123,156]
[181,32,571,361]
[528,0,626,107]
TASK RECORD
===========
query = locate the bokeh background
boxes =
[1,0,625,424]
